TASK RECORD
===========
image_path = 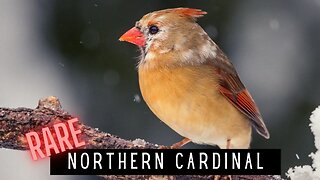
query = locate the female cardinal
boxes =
[119,8,269,149]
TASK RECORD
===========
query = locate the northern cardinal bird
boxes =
[119,8,269,149]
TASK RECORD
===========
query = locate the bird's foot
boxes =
[158,138,191,149]
[170,138,191,149]
[214,175,232,180]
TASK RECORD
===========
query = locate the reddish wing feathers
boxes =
[214,56,270,139]
[219,79,269,139]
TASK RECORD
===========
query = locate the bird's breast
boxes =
[138,65,251,148]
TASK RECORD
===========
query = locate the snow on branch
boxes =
[287,106,320,179]
[0,96,279,180]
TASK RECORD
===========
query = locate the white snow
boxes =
[132,138,147,146]
[133,94,141,103]
[269,19,280,30]
[286,106,320,180]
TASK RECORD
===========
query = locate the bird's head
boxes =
[119,8,218,70]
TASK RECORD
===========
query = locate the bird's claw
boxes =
[214,175,232,180]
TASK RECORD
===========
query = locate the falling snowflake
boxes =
[133,94,141,103]
[269,19,280,30]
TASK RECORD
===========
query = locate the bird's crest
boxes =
[171,8,207,18]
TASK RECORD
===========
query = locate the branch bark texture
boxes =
[0,96,279,180]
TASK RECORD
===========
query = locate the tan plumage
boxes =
[120,8,269,149]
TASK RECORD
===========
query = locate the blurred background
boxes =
[1,0,320,179]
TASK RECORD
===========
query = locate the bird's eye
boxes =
[149,25,159,35]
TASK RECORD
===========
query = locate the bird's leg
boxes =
[227,139,231,149]
[215,139,232,180]
[226,139,233,180]
[170,138,191,149]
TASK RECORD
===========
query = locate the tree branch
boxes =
[0,96,280,180]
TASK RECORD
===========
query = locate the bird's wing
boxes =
[211,49,270,139]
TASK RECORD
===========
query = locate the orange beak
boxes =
[119,27,146,47]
